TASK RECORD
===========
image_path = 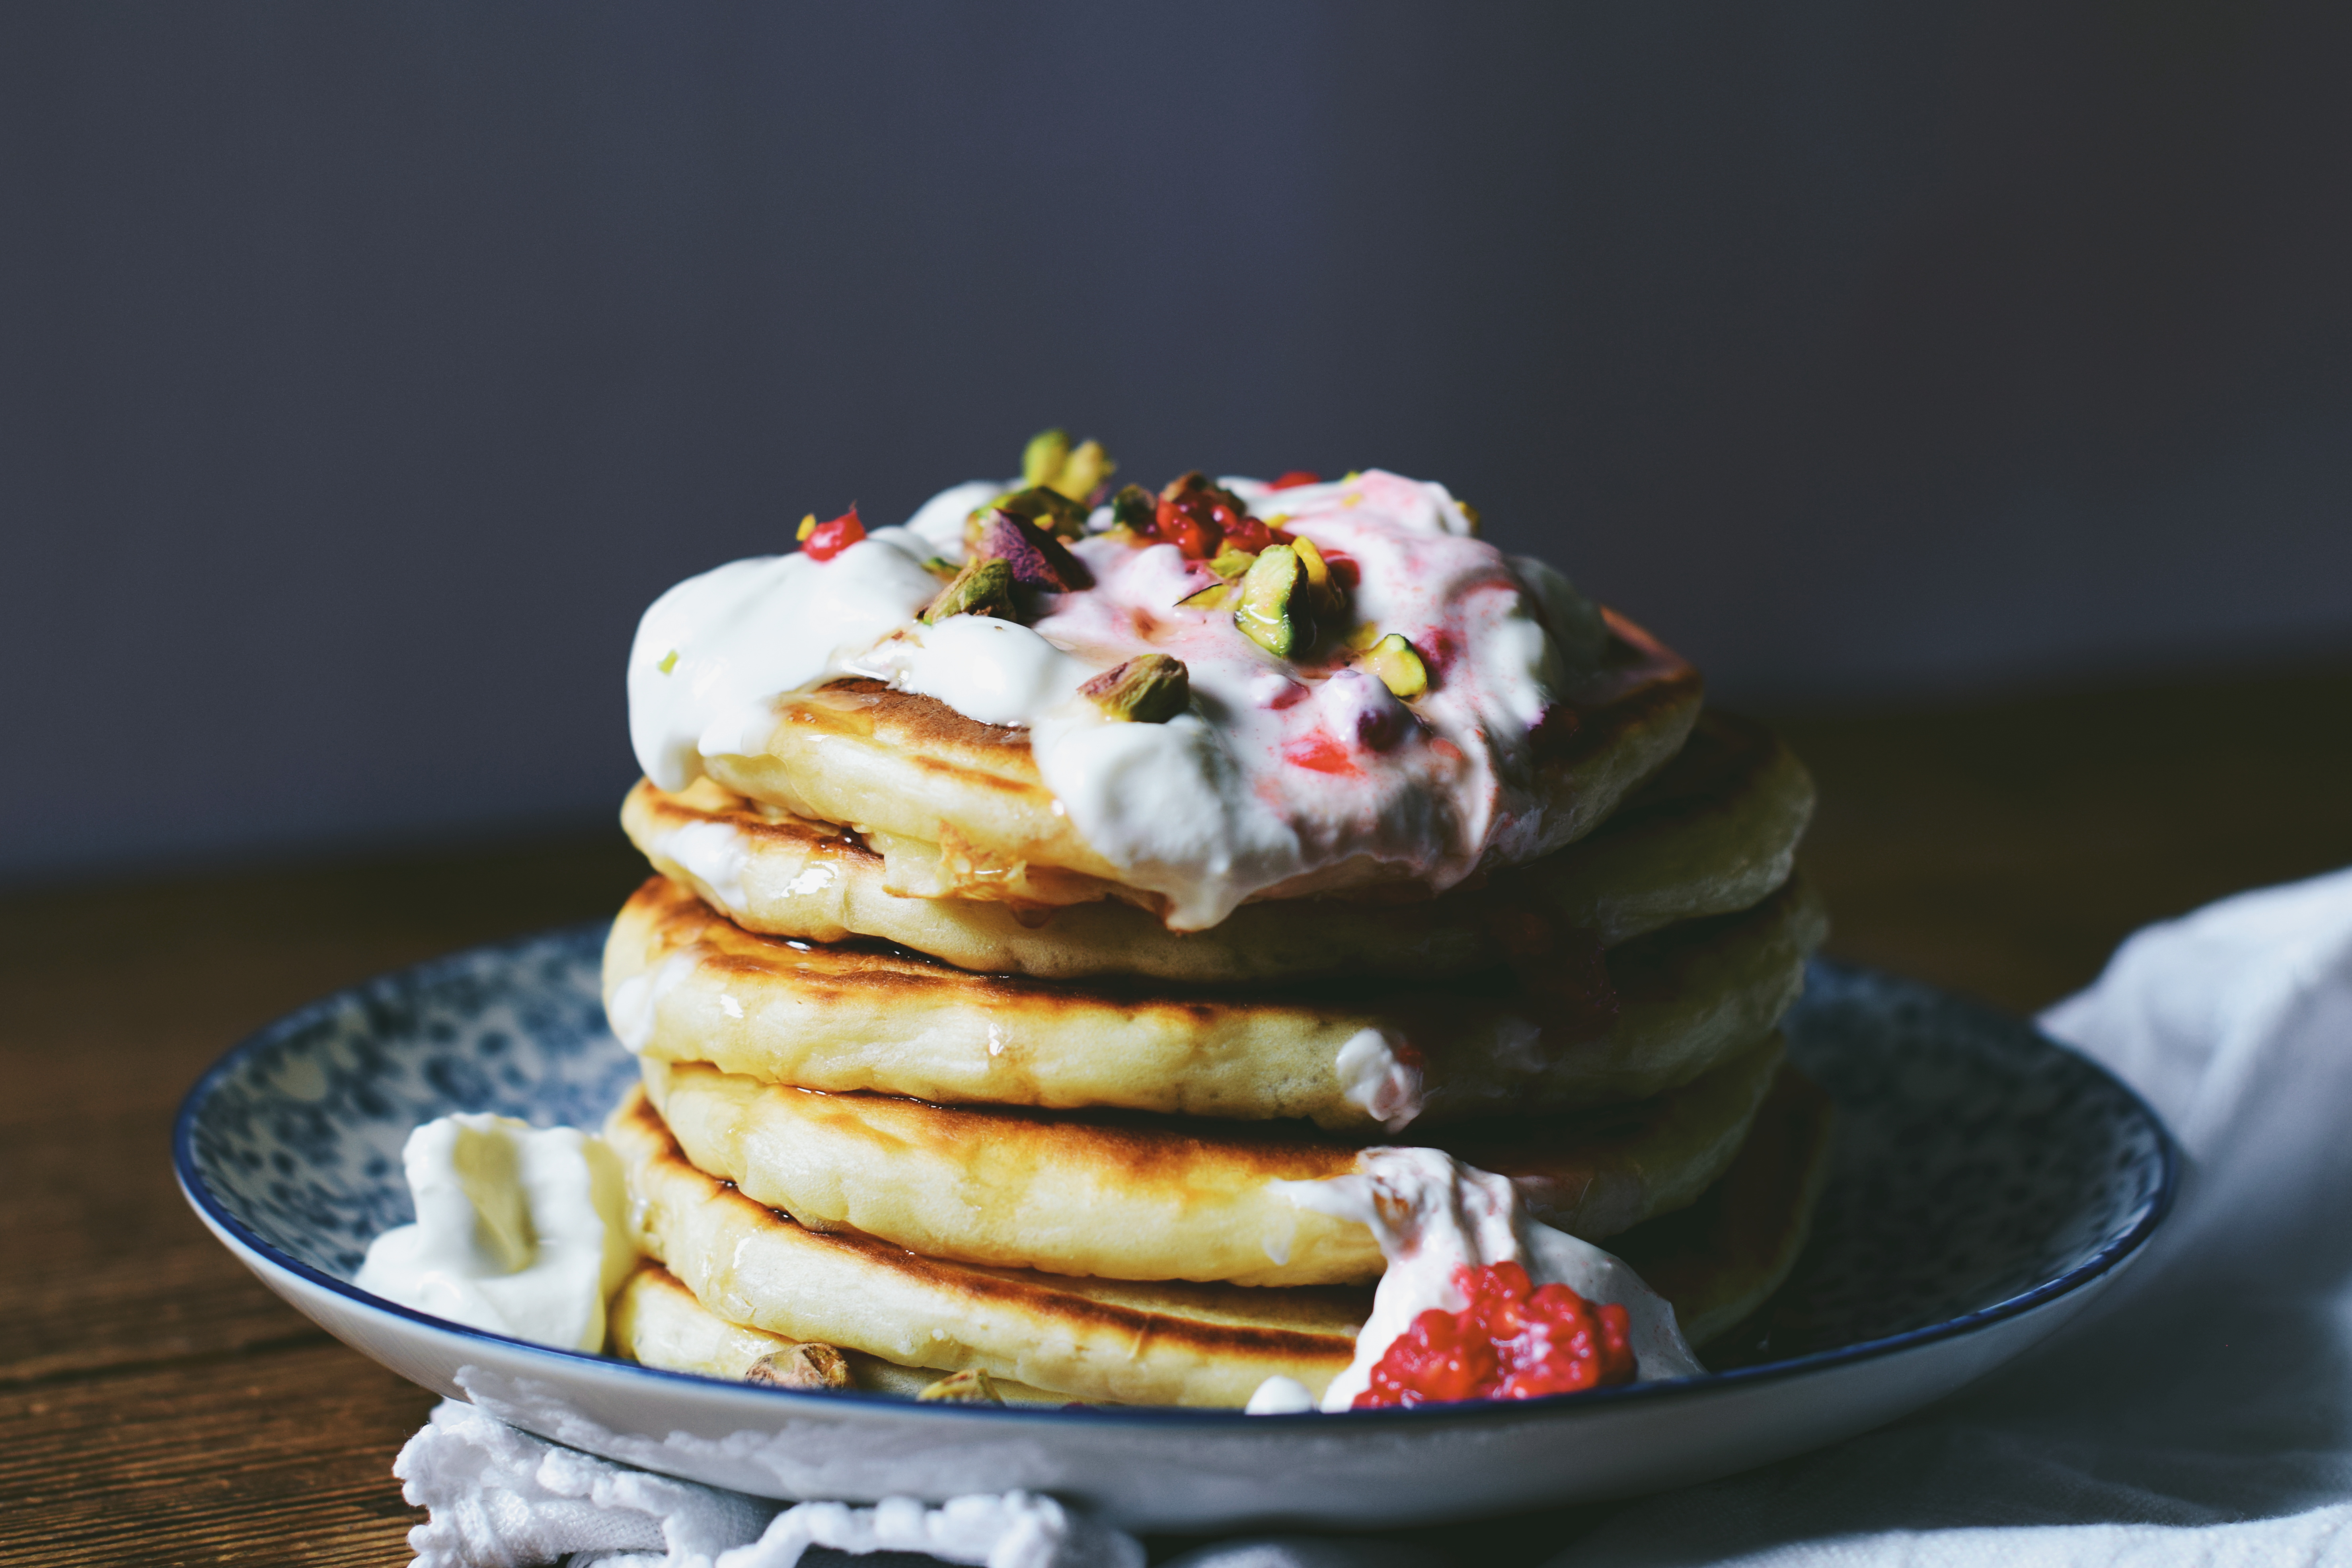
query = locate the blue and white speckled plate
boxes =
[174,931,2174,1532]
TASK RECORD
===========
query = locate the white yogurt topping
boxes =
[626,468,1611,929]
[355,1115,636,1353]
[647,819,753,914]
[1333,1028,1427,1133]
[1272,1147,1702,1411]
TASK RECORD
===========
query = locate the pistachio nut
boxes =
[743,1342,851,1391]
[1078,654,1190,723]
[923,557,1018,623]
[1234,543,1313,659]
[915,1368,1004,1404]
[1361,632,1430,699]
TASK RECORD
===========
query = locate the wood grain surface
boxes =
[2,665,2346,1566]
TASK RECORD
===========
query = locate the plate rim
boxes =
[173,924,2181,1431]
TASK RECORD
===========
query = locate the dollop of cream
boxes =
[355,1115,636,1352]
[1274,1147,1702,1412]
[626,468,1613,929]
[647,819,752,914]
[1333,1028,1426,1133]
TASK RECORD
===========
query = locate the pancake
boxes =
[608,1085,1368,1408]
[1611,1065,1836,1346]
[608,1264,1073,1404]
[692,614,1702,912]
[622,709,1814,984]
[640,1032,1783,1287]
[606,872,1828,1132]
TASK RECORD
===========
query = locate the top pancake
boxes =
[624,708,1813,984]
[692,614,1702,921]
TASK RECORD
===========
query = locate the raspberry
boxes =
[799,507,866,562]
[1355,1262,1636,1409]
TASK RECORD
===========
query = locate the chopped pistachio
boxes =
[974,507,1091,591]
[795,513,818,542]
[992,485,1092,543]
[656,648,679,674]
[1108,483,1157,536]
[1176,579,1233,611]
[1342,621,1384,653]
[1458,500,1482,535]
[1021,428,1070,490]
[922,555,959,580]
[1362,633,1430,699]
[1233,544,1312,659]
[1020,430,1118,503]
[743,1342,851,1391]
[1079,654,1190,723]
[923,557,1017,623]
[916,1368,1004,1404]
[1288,534,1347,617]
[1208,547,1259,580]
[1052,439,1116,502]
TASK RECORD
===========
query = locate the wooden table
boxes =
[6,666,2348,1566]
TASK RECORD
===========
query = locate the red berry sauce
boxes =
[1354,1262,1635,1409]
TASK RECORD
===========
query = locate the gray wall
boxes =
[6,3,2349,884]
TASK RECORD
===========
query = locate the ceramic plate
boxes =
[175,929,2174,1531]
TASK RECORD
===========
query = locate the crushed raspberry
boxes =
[800,506,866,561]
[1355,1262,1635,1409]
[1282,731,1359,775]
[1269,470,1323,490]
[1150,473,1261,560]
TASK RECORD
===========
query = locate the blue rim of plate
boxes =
[174,923,2180,1431]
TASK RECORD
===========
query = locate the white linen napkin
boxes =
[394,1399,1146,1568]
[1546,864,2352,1567]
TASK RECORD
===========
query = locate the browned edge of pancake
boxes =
[1611,1065,1838,1350]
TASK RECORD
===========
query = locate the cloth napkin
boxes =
[1548,863,2352,1567]
[397,865,2352,1568]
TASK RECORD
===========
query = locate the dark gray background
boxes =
[6,3,2349,884]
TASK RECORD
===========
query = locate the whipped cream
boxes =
[1271,1147,1702,1412]
[355,1114,637,1352]
[627,468,1610,929]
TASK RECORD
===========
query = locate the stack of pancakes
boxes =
[600,619,1835,1408]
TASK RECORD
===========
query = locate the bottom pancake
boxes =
[640,1031,1788,1287]
[608,1264,1074,1404]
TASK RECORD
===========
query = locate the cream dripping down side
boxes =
[1263,1147,1704,1413]
[627,469,1606,931]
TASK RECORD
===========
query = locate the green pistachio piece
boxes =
[1108,483,1157,536]
[1177,580,1233,610]
[1208,547,1259,579]
[1078,654,1190,723]
[1052,439,1115,501]
[1362,633,1430,699]
[916,1368,1003,1404]
[1233,544,1312,659]
[742,1342,851,1390]
[991,485,1092,542]
[656,649,679,674]
[1021,428,1070,490]
[922,556,958,580]
[922,557,1017,623]
[1019,430,1118,503]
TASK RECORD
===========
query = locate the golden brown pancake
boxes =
[608,1264,1073,1404]
[622,709,1814,985]
[692,613,1703,911]
[606,872,1827,1132]
[1612,1065,1837,1347]
[639,1032,1784,1287]
[607,1086,1368,1408]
